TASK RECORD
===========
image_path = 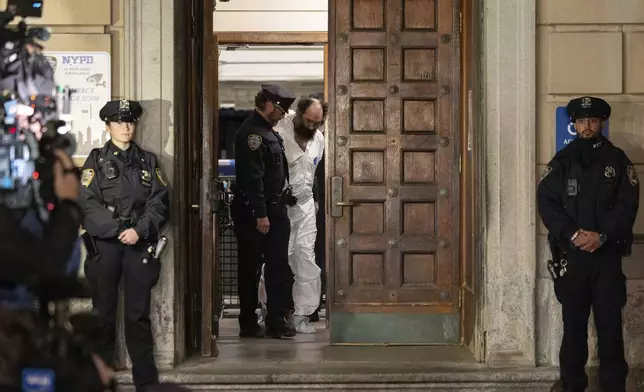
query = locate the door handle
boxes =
[331,176,359,217]
[191,204,199,209]
[336,201,359,207]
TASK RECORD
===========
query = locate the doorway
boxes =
[179,0,481,362]
[213,33,329,345]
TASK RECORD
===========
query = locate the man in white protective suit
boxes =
[260,96,326,334]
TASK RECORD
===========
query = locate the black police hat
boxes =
[260,84,296,112]
[566,96,611,121]
[99,99,143,123]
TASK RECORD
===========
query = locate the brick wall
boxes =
[219,81,325,109]
[536,0,644,366]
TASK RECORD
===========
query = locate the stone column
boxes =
[481,0,537,365]
[122,0,176,369]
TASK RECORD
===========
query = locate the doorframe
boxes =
[459,0,486,361]
[172,0,192,365]
[212,30,329,328]
[217,31,327,45]
[173,0,219,362]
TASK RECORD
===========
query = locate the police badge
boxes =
[581,97,592,109]
[247,134,262,151]
[119,99,130,112]
[627,166,639,187]
[604,166,616,178]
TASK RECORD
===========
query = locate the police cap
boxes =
[260,84,296,112]
[566,96,611,121]
[99,99,143,123]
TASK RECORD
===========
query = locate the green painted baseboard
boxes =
[330,312,461,345]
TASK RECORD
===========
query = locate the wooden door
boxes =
[328,0,460,344]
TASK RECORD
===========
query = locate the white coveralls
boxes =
[258,114,324,333]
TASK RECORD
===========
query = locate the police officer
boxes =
[79,99,169,392]
[232,84,296,339]
[537,96,639,392]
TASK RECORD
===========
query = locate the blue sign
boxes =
[555,106,609,152]
[22,369,54,392]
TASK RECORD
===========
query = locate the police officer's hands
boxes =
[256,217,270,234]
[53,149,80,201]
[119,228,140,245]
[578,229,601,252]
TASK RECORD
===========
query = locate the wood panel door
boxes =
[328,0,461,344]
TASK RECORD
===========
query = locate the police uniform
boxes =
[79,100,169,391]
[232,84,296,339]
[538,96,639,392]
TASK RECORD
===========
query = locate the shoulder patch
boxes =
[539,166,552,184]
[627,166,639,187]
[155,168,167,187]
[81,168,94,188]
[248,134,262,151]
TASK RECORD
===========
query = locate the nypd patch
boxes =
[628,166,639,187]
[156,168,167,186]
[81,168,95,188]
[248,134,262,151]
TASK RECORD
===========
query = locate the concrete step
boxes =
[116,367,560,391]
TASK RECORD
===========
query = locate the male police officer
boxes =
[79,99,169,392]
[538,96,639,392]
[232,84,296,339]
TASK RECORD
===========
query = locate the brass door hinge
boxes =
[459,11,463,35]
[458,289,463,309]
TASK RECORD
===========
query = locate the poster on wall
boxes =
[555,106,609,153]
[42,51,111,159]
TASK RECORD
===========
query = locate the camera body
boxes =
[0,0,76,222]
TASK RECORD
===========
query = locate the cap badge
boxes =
[119,99,130,112]
[581,97,592,109]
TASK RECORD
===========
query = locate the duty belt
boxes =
[236,190,283,205]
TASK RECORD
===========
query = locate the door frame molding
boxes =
[173,0,191,365]
[459,0,485,361]
[216,31,328,44]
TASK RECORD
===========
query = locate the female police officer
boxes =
[79,99,169,392]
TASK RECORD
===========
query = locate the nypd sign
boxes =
[42,51,111,158]
[555,106,609,153]
[61,55,94,65]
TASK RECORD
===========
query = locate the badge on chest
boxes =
[141,170,152,187]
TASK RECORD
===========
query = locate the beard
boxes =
[293,115,318,140]
[294,125,317,140]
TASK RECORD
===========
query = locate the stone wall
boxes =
[536,0,644,366]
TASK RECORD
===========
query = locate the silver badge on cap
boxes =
[581,97,592,109]
[119,99,130,112]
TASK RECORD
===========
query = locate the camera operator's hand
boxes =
[119,228,140,245]
[53,149,80,201]
[92,354,116,389]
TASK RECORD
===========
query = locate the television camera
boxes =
[0,1,113,391]
[0,0,75,223]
